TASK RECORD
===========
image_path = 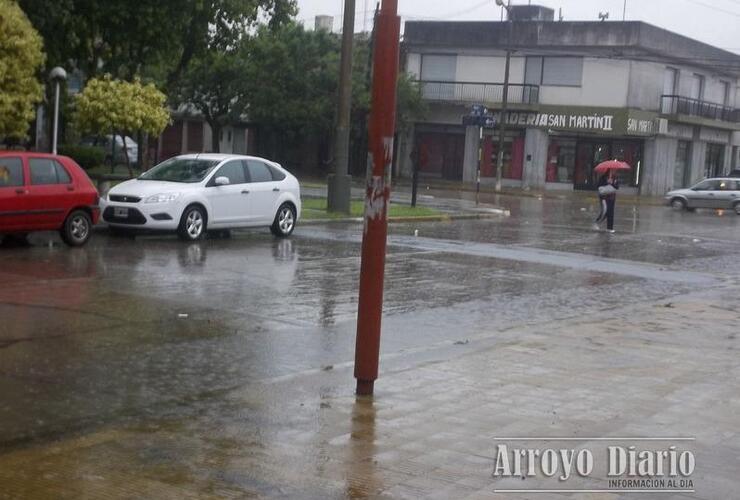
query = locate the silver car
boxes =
[665,178,740,214]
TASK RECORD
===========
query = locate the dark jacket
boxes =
[597,175,619,200]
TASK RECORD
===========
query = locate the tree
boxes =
[241,23,340,162]
[175,49,249,153]
[18,0,297,87]
[73,76,169,175]
[0,0,45,141]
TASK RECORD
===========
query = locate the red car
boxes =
[0,152,99,246]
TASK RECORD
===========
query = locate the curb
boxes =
[300,210,509,225]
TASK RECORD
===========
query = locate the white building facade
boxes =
[400,11,740,196]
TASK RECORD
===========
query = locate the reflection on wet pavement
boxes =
[1,193,739,498]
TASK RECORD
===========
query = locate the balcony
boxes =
[661,95,740,123]
[419,80,540,105]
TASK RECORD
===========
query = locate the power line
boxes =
[679,0,740,17]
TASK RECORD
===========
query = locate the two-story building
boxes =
[399,6,740,196]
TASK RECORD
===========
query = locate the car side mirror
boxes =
[214,176,230,186]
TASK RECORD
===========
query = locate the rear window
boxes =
[246,160,274,183]
[268,165,286,181]
[0,157,23,187]
[30,158,72,185]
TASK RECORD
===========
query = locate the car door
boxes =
[245,159,280,224]
[0,156,29,231]
[716,179,739,208]
[203,160,250,226]
[689,180,720,208]
[25,157,76,229]
[727,180,740,208]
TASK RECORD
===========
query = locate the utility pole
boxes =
[354,0,400,397]
[494,0,511,193]
[328,0,356,214]
[622,0,627,20]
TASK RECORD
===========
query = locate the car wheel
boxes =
[734,202,740,215]
[670,198,687,211]
[178,205,207,241]
[61,210,92,247]
[270,203,296,237]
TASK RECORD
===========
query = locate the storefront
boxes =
[548,137,643,189]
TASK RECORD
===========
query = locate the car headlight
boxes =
[144,193,181,203]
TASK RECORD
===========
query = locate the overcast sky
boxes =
[293,0,740,54]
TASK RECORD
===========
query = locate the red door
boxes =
[0,156,29,231]
[25,157,76,229]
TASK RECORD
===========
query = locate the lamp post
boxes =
[49,67,67,155]
[494,0,511,193]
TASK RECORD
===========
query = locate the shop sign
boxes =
[494,107,658,137]
[497,111,615,133]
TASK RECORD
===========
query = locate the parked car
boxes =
[0,152,100,246]
[665,178,740,214]
[80,135,139,166]
[101,154,301,240]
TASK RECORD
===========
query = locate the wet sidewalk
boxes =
[1,283,737,499]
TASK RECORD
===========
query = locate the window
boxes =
[268,165,286,181]
[420,54,457,81]
[720,81,730,107]
[246,160,274,183]
[546,139,576,183]
[524,57,543,85]
[704,143,725,178]
[673,141,692,189]
[542,57,583,86]
[524,57,583,87]
[212,160,246,185]
[29,158,71,185]
[689,73,704,100]
[0,157,23,187]
[663,68,678,96]
[139,158,219,183]
[693,179,720,191]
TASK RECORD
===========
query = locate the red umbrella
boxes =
[594,159,631,174]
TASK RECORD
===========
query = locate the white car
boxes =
[102,154,301,240]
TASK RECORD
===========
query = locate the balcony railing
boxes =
[661,95,740,123]
[419,80,540,105]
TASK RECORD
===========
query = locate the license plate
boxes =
[114,207,129,218]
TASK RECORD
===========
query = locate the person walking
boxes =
[603,171,619,233]
[592,174,608,230]
[593,172,618,232]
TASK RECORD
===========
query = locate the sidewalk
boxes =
[1,285,736,499]
[299,175,667,208]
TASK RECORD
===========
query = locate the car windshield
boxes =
[139,158,219,183]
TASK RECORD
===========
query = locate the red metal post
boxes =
[354,0,401,396]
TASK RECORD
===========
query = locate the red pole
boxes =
[354,0,401,396]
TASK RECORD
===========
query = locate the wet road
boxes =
[1,192,739,498]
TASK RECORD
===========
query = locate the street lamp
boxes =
[494,0,511,192]
[49,67,67,155]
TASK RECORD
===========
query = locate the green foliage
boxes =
[175,47,250,151]
[0,0,45,139]
[242,23,340,139]
[301,197,441,220]
[74,76,170,137]
[58,144,105,170]
[395,74,428,134]
[18,0,297,87]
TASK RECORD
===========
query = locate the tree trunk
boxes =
[210,123,221,153]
